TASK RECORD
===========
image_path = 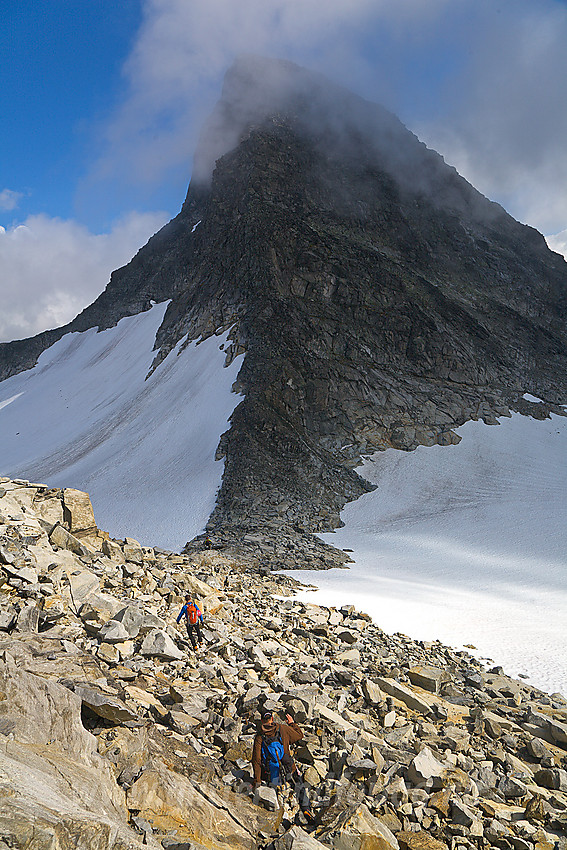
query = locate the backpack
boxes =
[261,728,284,785]
[187,603,199,625]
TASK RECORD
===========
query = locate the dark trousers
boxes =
[186,620,202,650]
[265,754,310,811]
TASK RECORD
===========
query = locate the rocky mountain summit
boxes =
[1,476,567,850]
[1,56,566,566]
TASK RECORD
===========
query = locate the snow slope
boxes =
[0,303,244,549]
[1,311,565,694]
[290,412,567,695]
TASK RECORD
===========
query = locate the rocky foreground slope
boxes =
[1,476,566,850]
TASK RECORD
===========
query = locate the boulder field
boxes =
[0,477,566,850]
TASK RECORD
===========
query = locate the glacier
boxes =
[291,412,567,696]
[0,303,243,550]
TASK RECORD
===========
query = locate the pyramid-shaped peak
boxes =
[192,56,412,184]
[1,58,565,571]
[192,56,504,227]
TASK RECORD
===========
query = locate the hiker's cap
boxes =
[261,710,273,721]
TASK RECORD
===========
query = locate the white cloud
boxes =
[90,0,451,189]
[0,189,23,211]
[88,0,566,237]
[416,2,567,234]
[0,211,167,343]
[546,229,567,260]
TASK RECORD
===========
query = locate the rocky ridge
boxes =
[1,476,566,850]
[1,57,566,568]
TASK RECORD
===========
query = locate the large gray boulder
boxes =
[548,716,567,746]
[534,768,567,792]
[97,619,131,643]
[373,677,434,715]
[321,803,399,850]
[408,665,450,694]
[254,784,279,811]
[73,684,139,724]
[14,602,39,633]
[0,651,98,757]
[49,524,94,559]
[140,628,183,660]
[361,678,383,706]
[62,488,97,537]
[407,747,447,788]
[127,759,276,849]
[112,603,164,637]
[0,651,143,849]
[66,569,100,609]
[111,603,145,637]
[0,607,16,631]
[79,592,125,633]
[123,539,144,564]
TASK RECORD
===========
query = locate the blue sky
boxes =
[2,2,142,226]
[1,0,566,341]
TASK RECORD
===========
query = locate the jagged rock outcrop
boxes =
[1,57,566,565]
[1,478,567,850]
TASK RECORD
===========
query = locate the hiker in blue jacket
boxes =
[176,594,204,651]
[252,709,314,822]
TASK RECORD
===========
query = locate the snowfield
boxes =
[1,310,565,695]
[291,412,567,696]
[0,303,244,549]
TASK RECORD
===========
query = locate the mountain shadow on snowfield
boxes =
[1,56,566,568]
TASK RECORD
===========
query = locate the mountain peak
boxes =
[192,55,513,229]
[1,59,566,567]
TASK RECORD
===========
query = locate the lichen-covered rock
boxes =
[127,760,275,848]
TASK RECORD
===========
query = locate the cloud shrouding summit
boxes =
[91,0,449,191]
[2,1,566,343]
[90,0,567,236]
[0,212,167,342]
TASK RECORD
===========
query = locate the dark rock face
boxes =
[1,56,566,566]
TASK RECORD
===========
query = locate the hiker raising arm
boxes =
[251,710,314,822]
[251,711,302,788]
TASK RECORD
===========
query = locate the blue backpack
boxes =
[261,728,284,784]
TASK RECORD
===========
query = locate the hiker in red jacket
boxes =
[176,595,203,651]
